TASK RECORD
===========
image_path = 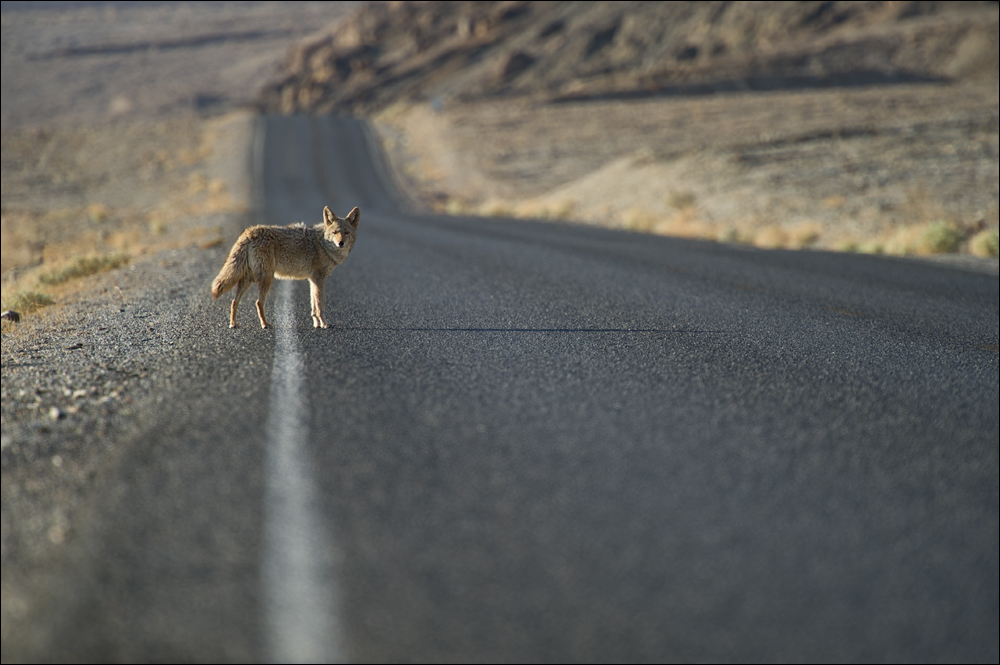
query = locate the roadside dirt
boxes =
[1,3,354,656]
[0,109,257,657]
[375,80,999,259]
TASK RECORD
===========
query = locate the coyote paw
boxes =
[229,323,239,329]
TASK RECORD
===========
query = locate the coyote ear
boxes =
[323,206,335,226]
[346,207,360,228]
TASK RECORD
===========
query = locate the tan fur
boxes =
[211,206,359,329]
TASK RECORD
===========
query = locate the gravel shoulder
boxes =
[1,112,260,663]
[1,241,277,661]
[1,4,361,652]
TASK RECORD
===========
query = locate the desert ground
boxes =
[267,0,999,260]
[375,81,999,258]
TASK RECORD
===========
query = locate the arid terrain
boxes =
[269,0,999,258]
[1,1,355,130]
[1,1,361,302]
[376,81,998,256]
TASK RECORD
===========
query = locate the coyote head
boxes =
[324,206,359,250]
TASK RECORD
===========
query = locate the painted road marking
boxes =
[261,280,345,663]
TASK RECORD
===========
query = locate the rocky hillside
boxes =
[260,1,998,114]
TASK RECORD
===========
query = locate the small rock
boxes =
[49,406,64,420]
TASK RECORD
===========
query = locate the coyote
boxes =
[211,206,359,329]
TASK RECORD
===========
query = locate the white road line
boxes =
[261,280,346,663]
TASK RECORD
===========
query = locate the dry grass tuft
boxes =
[189,172,208,194]
[1,290,55,314]
[919,222,964,254]
[512,202,545,219]
[479,199,515,217]
[38,253,131,286]
[883,227,924,256]
[718,227,751,244]
[969,228,999,258]
[858,241,885,255]
[787,221,823,248]
[445,198,469,215]
[821,195,847,209]
[753,226,788,249]
[87,203,111,224]
[666,190,697,210]
[654,208,714,239]
[548,199,577,220]
[881,222,966,256]
[620,207,658,232]
[512,199,578,221]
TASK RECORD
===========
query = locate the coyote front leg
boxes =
[309,277,328,328]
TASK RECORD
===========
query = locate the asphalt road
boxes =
[40,115,998,662]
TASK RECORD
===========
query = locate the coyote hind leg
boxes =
[255,273,274,329]
[230,277,252,328]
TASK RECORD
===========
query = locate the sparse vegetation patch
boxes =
[360,2,997,263]
[969,229,999,258]
[38,253,131,286]
[1,291,55,314]
[919,222,963,254]
[667,190,697,210]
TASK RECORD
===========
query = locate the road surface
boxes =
[39,115,999,662]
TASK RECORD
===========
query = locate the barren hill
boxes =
[259,1,998,261]
[260,1,998,114]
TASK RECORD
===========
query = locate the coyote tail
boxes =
[211,239,250,299]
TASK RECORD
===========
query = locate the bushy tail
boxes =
[211,239,249,299]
